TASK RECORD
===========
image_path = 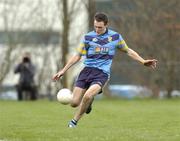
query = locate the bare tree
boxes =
[0,0,87,98]
[31,0,59,96]
[0,0,36,84]
[57,0,85,88]
[109,0,180,98]
[82,0,96,30]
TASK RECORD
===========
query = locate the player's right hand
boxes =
[52,70,64,81]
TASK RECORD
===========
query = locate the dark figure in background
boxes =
[14,52,37,100]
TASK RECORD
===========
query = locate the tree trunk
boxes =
[167,65,175,98]
[61,0,69,88]
[87,0,96,30]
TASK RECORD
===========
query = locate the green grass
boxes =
[0,99,180,141]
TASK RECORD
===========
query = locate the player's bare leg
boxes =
[68,87,87,128]
[74,84,101,121]
[70,87,86,108]
[68,84,101,128]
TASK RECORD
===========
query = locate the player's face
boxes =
[94,20,107,35]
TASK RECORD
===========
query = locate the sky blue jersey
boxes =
[76,29,128,76]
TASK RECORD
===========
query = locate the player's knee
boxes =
[83,94,93,102]
[70,101,79,108]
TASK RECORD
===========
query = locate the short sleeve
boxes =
[117,34,129,51]
[76,36,87,56]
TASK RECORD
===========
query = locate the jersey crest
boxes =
[108,36,112,42]
[92,38,98,42]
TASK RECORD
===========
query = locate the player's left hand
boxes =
[143,59,158,69]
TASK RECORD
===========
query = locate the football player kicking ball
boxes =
[52,12,157,128]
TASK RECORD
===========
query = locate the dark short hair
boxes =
[94,12,109,25]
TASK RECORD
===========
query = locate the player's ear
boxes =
[105,22,108,27]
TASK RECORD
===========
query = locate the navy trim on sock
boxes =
[71,119,77,125]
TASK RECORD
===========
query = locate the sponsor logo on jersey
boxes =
[95,46,109,54]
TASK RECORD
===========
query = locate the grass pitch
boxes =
[0,99,180,141]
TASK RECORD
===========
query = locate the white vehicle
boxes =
[109,85,152,99]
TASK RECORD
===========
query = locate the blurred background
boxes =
[0,0,179,100]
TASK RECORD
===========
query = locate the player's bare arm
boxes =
[122,48,157,69]
[52,54,81,81]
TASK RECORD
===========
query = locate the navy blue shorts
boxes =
[75,67,108,89]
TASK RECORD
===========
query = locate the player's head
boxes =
[94,12,108,35]
[22,52,31,63]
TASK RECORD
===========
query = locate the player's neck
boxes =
[97,28,108,36]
